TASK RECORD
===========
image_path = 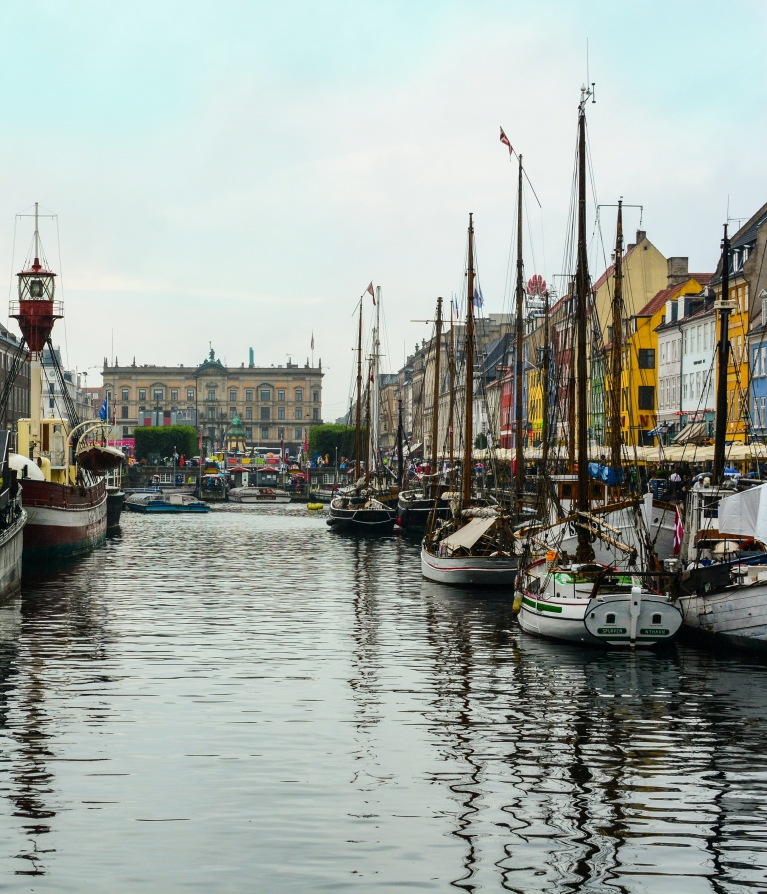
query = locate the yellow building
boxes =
[621,275,709,446]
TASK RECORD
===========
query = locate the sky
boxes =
[0,0,765,421]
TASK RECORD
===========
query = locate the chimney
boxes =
[667,256,689,288]
[635,229,647,245]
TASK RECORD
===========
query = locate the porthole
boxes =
[652,613,662,624]
[606,613,616,624]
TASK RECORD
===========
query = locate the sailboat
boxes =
[328,299,396,534]
[420,215,519,586]
[515,89,682,646]
[667,223,767,652]
[397,297,454,531]
[1,204,122,559]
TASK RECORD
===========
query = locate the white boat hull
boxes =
[420,547,517,586]
[230,494,291,504]
[679,583,767,652]
[0,509,25,597]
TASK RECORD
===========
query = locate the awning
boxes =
[440,516,497,552]
[673,421,706,445]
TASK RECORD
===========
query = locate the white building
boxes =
[679,304,716,437]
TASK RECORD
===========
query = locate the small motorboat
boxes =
[125,493,211,514]
[228,486,291,504]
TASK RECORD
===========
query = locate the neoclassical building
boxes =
[101,348,323,452]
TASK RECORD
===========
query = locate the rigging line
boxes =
[6,216,18,333]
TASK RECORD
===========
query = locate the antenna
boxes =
[584,40,596,104]
[34,201,39,261]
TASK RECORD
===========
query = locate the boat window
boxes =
[652,613,662,624]
[605,613,616,624]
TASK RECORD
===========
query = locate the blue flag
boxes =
[473,286,483,309]
[100,397,108,421]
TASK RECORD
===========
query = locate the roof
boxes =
[591,243,640,293]
[636,274,713,318]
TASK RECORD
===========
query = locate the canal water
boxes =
[1,505,766,892]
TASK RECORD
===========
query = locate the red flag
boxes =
[367,282,376,304]
[303,428,309,454]
[499,127,512,156]
[673,507,684,556]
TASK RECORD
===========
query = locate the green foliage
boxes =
[134,425,198,461]
[308,424,367,460]
[474,432,488,449]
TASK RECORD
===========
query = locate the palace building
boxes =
[101,348,323,453]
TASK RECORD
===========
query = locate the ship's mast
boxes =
[397,398,404,489]
[448,305,455,489]
[610,200,624,492]
[462,215,475,507]
[372,286,381,477]
[541,288,550,474]
[365,361,371,489]
[355,302,362,480]
[575,87,594,563]
[713,224,731,485]
[514,154,525,517]
[430,297,443,495]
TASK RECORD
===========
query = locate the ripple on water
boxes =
[0,505,764,891]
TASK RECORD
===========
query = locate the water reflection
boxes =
[0,510,764,891]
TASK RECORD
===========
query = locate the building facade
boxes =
[101,348,323,453]
[0,323,30,429]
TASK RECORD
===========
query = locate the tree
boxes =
[474,432,488,449]
[134,425,198,462]
[308,424,367,461]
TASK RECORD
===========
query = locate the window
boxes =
[246,407,252,420]
[260,389,270,402]
[208,389,215,401]
[652,613,662,625]
[763,397,766,429]
[278,389,285,401]
[208,407,214,419]
[261,426,269,439]
[660,344,666,365]
[606,613,616,625]
[139,389,146,400]
[638,386,654,410]
[278,427,285,439]
[122,426,128,437]
[295,427,302,439]
[230,407,237,419]
[153,389,163,402]
[313,408,319,420]
[762,347,767,378]
[121,405,128,418]
[246,389,253,402]
[121,388,129,400]
[313,391,319,402]
[696,371,702,398]
[278,407,285,420]
[295,407,302,419]
[755,397,761,428]
[139,405,146,413]
[246,427,252,439]
[171,389,178,401]
[261,407,270,420]
[638,349,655,369]
[696,325,702,352]
[230,389,237,401]
[295,388,303,402]
[187,388,195,401]
[683,330,688,355]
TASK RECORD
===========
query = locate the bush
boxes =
[134,425,198,461]
[308,424,367,461]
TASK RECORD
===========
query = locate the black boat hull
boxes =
[328,506,396,534]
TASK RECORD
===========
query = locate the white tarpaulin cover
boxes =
[440,516,497,552]
[718,483,767,541]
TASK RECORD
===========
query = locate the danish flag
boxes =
[366,282,376,304]
[499,127,513,156]
[673,506,684,556]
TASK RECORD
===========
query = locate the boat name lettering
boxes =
[639,627,670,636]
[597,626,627,635]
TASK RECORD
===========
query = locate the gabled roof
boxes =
[590,244,639,293]
[636,274,713,319]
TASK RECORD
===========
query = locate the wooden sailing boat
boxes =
[397,297,453,531]
[420,214,518,586]
[328,299,396,534]
[515,90,682,646]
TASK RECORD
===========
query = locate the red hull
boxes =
[22,479,107,559]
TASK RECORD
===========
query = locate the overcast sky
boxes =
[1,1,765,419]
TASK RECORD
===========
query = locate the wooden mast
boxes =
[355,302,362,480]
[575,88,594,563]
[713,223,731,485]
[462,214,475,507]
[610,199,624,492]
[448,304,455,489]
[541,287,550,473]
[365,362,371,488]
[514,154,525,517]
[429,297,443,495]
[397,398,404,489]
